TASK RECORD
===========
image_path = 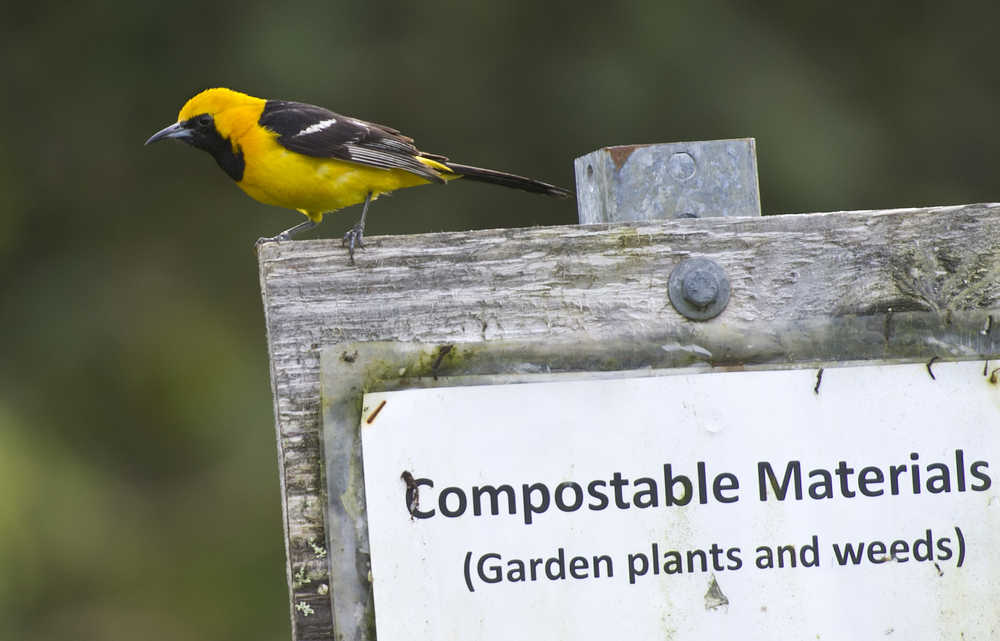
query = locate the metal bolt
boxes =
[668,257,730,321]
[682,270,719,307]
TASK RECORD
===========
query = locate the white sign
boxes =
[360,361,1000,640]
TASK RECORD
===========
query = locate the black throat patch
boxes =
[181,115,246,182]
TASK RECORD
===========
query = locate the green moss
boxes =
[616,228,652,249]
[365,597,378,640]
[360,344,481,393]
[341,443,364,522]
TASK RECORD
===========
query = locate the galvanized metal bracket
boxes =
[574,139,761,223]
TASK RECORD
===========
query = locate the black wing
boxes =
[258,100,445,183]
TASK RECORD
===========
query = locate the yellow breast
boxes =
[232,124,434,221]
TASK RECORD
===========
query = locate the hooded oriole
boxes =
[146,88,571,262]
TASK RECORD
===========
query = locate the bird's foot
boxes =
[255,231,292,248]
[341,223,366,265]
[255,220,318,249]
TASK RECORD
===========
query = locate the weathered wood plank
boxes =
[259,202,1000,640]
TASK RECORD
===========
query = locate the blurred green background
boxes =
[2,1,997,639]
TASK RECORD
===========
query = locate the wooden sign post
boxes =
[258,140,1000,641]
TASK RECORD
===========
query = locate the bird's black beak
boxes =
[145,122,191,145]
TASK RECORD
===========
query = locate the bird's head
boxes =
[145,88,263,149]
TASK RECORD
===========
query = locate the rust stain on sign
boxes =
[366,399,387,424]
[608,144,643,170]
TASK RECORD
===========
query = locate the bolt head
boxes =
[682,270,720,308]
[668,257,731,321]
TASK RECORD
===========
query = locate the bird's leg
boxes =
[255,219,318,246]
[341,191,373,265]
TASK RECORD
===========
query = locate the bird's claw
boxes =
[255,232,291,248]
[342,225,366,265]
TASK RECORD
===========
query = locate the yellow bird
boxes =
[146,88,571,262]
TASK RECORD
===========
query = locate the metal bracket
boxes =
[574,139,761,223]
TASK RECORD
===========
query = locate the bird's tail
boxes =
[444,162,573,198]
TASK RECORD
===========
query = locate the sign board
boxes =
[358,361,1000,640]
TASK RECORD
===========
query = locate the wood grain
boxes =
[259,202,1000,640]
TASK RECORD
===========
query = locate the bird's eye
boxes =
[194,114,213,127]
